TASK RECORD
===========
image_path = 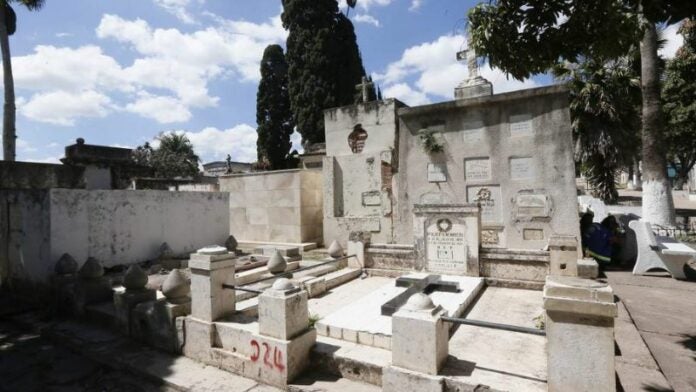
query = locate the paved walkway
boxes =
[606,271,696,392]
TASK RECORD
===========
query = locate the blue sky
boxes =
[8,0,683,164]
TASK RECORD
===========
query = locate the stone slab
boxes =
[255,245,301,258]
[316,274,483,347]
[445,286,546,392]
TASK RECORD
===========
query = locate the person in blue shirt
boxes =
[581,214,621,264]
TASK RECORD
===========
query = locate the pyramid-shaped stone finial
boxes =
[225,235,238,251]
[123,264,148,291]
[159,242,174,259]
[328,240,344,258]
[267,250,287,275]
[79,257,104,279]
[161,269,190,304]
[55,253,78,275]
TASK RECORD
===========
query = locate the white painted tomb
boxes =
[315,273,484,349]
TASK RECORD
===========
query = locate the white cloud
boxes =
[382,83,429,106]
[22,155,62,164]
[409,0,424,11]
[19,90,112,126]
[12,45,128,93]
[338,0,393,10]
[660,22,684,59]
[7,12,286,126]
[16,139,37,153]
[55,32,73,38]
[374,34,536,104]
[353,14,380,27]
[182,124,258,163]
[125,93,192,123]
[153,0,198,24]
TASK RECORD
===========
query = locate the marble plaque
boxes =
[427,163,447,183]
[515,194,549,218]
[465,158,491,182]
[461,121,484,144]
[362,191,381,206]
[467,185,503,224]
[426,218,468,272]
[510,157,535,180]
[523,228,544,241]
[510,114,533,137]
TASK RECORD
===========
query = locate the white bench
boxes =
[629,220,695,279]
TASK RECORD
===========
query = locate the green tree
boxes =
[555,58,641,203]
[469,0,696,226]
[1,0,45,161]
[281,0,367,145]
[256,44,294,170]
[663,19,696,190]
[333,13,372,105]
[134,132,200,178]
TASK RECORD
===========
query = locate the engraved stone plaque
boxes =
[465,158,491,181]
[510,157,535,180]
[427,163,447,183]
[515,194,550,219]
[523,228,544,240]
[481,229,501,245]
[361,191,381,206]
[510,114,533,137]
[467,185,502,224]
[461,121,484,144]
[426,218,468,272]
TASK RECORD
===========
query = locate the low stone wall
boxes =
[0,161,85,189]
[480,248,549,288]
[364,244,549,287]
[219,169,323,244]
[1,189,229,286]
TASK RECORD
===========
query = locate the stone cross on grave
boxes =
[381,274,460,316]
[456,43,480,80]
[355,76,374,103]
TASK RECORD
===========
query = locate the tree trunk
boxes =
[640,21,676,226]
[0,3,16,162]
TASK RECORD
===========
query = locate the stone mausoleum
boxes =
[322,84,579,284]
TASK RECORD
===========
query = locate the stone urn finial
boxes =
[225,235,238,252]
[161,269,190,304]
[328,240,344,258]
[267,250,287,275]
[123,264,148,291]
[79,257,104,279]
[159,242,174,259]
[55,253,78,275]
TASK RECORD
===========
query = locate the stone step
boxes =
[310,336,390,386]
[323,268,362,291]
[289,373,381,392]
[237,240,317,253]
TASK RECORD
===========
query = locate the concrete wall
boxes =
[395,85,579,249]
[219,169,323,244]
[1,189,229,285]
[0,161,85,189]
[0,190,52,288]
[322,100,404,246]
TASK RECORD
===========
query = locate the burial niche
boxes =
[348,124,368,153]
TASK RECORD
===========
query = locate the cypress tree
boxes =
[256,44,294,170]
[282,0,338,145]
[282,0,368,145]
[333,13,369,105]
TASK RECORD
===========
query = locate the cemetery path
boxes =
[607,271,696,392]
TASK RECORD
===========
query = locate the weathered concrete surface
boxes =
[446,286,547,392]
[607,271,696,392]
[220,169,323,244]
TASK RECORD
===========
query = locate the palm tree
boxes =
[150,132,200,179]
[554,57,641,204]
[1,0,45,162]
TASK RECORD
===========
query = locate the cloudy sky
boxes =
[8,0,684,164]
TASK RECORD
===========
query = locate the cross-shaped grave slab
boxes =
[380,274,460,316]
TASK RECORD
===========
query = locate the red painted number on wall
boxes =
[249,339,285,371]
